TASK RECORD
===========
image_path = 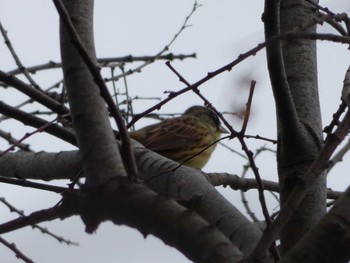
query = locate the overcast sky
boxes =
[1,1,350,262]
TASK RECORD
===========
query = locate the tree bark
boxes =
[59,0,125,187]
[278,0,326,253]
[264,0,327,254]
[280,186,350,263]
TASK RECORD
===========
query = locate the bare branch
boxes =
[0,197,78,245]
[0,236,34,263]
[207,172,343,200]
[127,32,350,129]
[342,66,350,107]
[0,70,69,115]
[0,21,42,91]
[0,129,33,152]
[105,1,200,83]
[0,101,76,145]
[253,109,350,259]
[240,81,256,134]
[6,54,196,75]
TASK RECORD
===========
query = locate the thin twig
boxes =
[165,61,238,138]
[0,70,69,115]
[219,142,247,159]
[238,138,271,225]
[243,134,277,144]
[239,164,261,223]
[0,21,42,91]
[304,0,350,34]
[3,81,65,119]
[6,54,196,75]
[0,177,75,194]
[0,236,34,263]
[241,80,256,134]
[127,32,350,130]
[318,13,348,36]
[0,115,66,157]
[0,197,77,234]
[165,61,272,228]
[0,197,78,245]
[327,136,350,172]
[172,136,231,171]
[323,101,347,136]
[105,1,200,83]
[0,101,76,145]
[0,129,33,152]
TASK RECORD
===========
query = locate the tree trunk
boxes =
[279,0,326,253]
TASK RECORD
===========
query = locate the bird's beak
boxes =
[219,125,229,134]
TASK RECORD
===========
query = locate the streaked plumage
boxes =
[130,106,226,169]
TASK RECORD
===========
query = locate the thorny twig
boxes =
[0,21,43,91]
[105,1,200,83]
[0,236,34,263]
[0,197,78,246]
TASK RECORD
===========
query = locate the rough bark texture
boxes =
[60,0,125,187]
[280,186,350,263]
[133,144,263,256]
[278,0,326,253]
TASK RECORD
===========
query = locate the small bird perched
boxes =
[130,105,227,169]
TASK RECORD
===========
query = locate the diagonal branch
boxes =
[0,101,76,145]
[0,180,245,262]
[0,236,34,263]
[127,32,350,129]
[0,70,69,115]
[0,197,78,245]
[253,108,350,259]
[0,20,43,91]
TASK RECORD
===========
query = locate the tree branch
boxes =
[0,101,76,145]
[253,109,350,259]
[55,0,137,182]
[0,70,69,115]
[279,185,350,263]
[0,179,245,263]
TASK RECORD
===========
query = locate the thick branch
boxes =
[0,151,81,181]
[0,144,263,257]
[276,0,326,254]
[133,144,264,257]
[58,0,125,186]
[254,109,350,259]
[280,186,350,263]
[0,179,245,263]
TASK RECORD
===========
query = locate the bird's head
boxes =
[183,106,228,134]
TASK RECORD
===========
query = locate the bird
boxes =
[129,105,227,169]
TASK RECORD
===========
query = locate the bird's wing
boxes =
[131,116,205,152]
